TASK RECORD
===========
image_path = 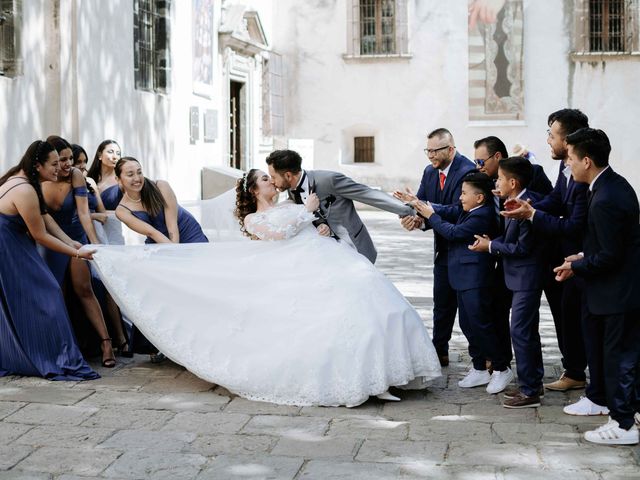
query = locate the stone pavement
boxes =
[1,210,639,479]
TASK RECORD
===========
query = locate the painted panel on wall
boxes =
[192,0,214,98]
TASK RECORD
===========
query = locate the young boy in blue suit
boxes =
[470,157,547,408]
[414,172,513,394]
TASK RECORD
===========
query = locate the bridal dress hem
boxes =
[90,202,441,406]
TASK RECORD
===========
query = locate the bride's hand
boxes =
[305,193,320,212]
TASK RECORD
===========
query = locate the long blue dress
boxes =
[101,185,123,210]
[43,186,89,285]
[121,205,209,244]
[0,184,99,380]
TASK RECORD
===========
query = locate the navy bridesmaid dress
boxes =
[121,205,209,244]
[101,184,123,210]
[43,186,89,285]
[0,185,99,380]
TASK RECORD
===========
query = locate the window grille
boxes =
[0,0,21,77]
[262,52,284,137]
[589,0,626,51]
[354,137,375,163]
[134,0,171,93]
[347,0,408,57]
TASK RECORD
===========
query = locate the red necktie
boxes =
[439,172,446,191]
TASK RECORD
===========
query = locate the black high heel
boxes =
[115,339,133,358]
[101,338,116,368]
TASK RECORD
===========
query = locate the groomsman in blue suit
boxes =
[398,128,475,366]
[554,128,640,445]
[471,157,549,408]
[503,109,590,394]
[413,172,511,393]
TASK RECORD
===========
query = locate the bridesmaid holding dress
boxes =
[87,139,123,210]
[0,140,98,380]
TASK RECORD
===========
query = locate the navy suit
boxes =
[571,168,640,429]
[532,162,589,381]
[529,164,553,196]
[492,191,547,396]
[416,152,476,356]
[429,203,507,371]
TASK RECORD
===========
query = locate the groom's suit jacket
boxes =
[288,170,414,264]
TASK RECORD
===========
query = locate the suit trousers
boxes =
[583,308,640,430]
[491,260,514,366]
[510,290,545,396]
[432,262,458,356]
[457,287,508,371]
[555,277,587,381]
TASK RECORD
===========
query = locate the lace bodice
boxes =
[244,203,316,240]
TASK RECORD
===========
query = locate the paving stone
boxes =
[74,391,162,409]
[98,429,196,452]
[149,392,230,412]
[15,426,114,448]
[499,467,600,480]
[446,442,541,467]
[72,375,150,392]
[139,371,215,393]
[537,405,611,425]
[0,421,31,444]
[162,411,250,435]
[460,401,538,424]
[0,471,52,479]
[400,465,499,479]
[14,447,120,476]
[270,436,359,459]
[298,460,400,479]
[380,399,460,420]
[299,403,380,418]
[187,434,275,456]
[0,400,26,420]
[113,362,185,378]
[0,386,93,405]
[491,423,579,445]
[80,408,174,431]
[223,397,301,416]
[538,444,637,470]
[326,417,409,440]
[241,415,329,440]
[102,451,206,479]
[0,444,33,470]
[409,417,492,442]
[4,404,98,426]
[196,454,303,480]
[355,438,447,464]
[1,377,78,389]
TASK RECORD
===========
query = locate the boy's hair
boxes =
[565,128,611,168]
[462,172,494,204]
[498,156,533,188]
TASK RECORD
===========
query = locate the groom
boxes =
[266,149,415,263]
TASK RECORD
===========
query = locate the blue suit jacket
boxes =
[416,152,476,265]
[491,191,548,291]
[531,162,588,257]
[571,168,640,315]
[429,203,498,291]
[529,164,553,196]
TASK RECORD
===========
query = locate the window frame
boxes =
[134,0,172,94]
[0,0,22,78]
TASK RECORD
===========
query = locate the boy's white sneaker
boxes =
[584,418,639,445]
[563,396,609,416]
[486,368,514,394]
[458,368,491,388]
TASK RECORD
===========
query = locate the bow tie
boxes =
[292,186,305,194]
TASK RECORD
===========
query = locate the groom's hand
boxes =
[316,224,331,236]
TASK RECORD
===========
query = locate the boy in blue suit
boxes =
[470,157,547,408]
[414,172,512,393]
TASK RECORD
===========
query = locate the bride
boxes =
[89,169,441,407]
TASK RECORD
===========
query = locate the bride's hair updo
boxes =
[234,168,260,236]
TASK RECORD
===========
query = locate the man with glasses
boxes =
[503,109,591,403]
[397,128,475,367]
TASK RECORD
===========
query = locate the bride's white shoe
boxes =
[376,390,401,402]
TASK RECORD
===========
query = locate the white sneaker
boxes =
[486,368,515,394]
[458,368,491,388]
[563,396,610,416]
[584,418,639,445]
[635,412,640,427]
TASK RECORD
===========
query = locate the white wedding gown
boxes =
[90,201,441,406]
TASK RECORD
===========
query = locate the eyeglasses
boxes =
[474,152,496,167]
[424,145,451,156]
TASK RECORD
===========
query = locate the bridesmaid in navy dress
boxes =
[41,136,120,367]
[0,140,98,380]
[86,139,123,210]
[114,157,208,244]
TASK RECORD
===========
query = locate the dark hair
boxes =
[234,169,260,237]
[265,150,302,174]
[427,128,455,147]
[71,144,95,194]
[462,171,494,204]
[474,136,508,159]
[87,139,120,183]
[547,109,589,136]
[0,140,56,214]
[565,128,611,168]
[46,135,72,154]
[114,157,166,217]
[498,156,533,188]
